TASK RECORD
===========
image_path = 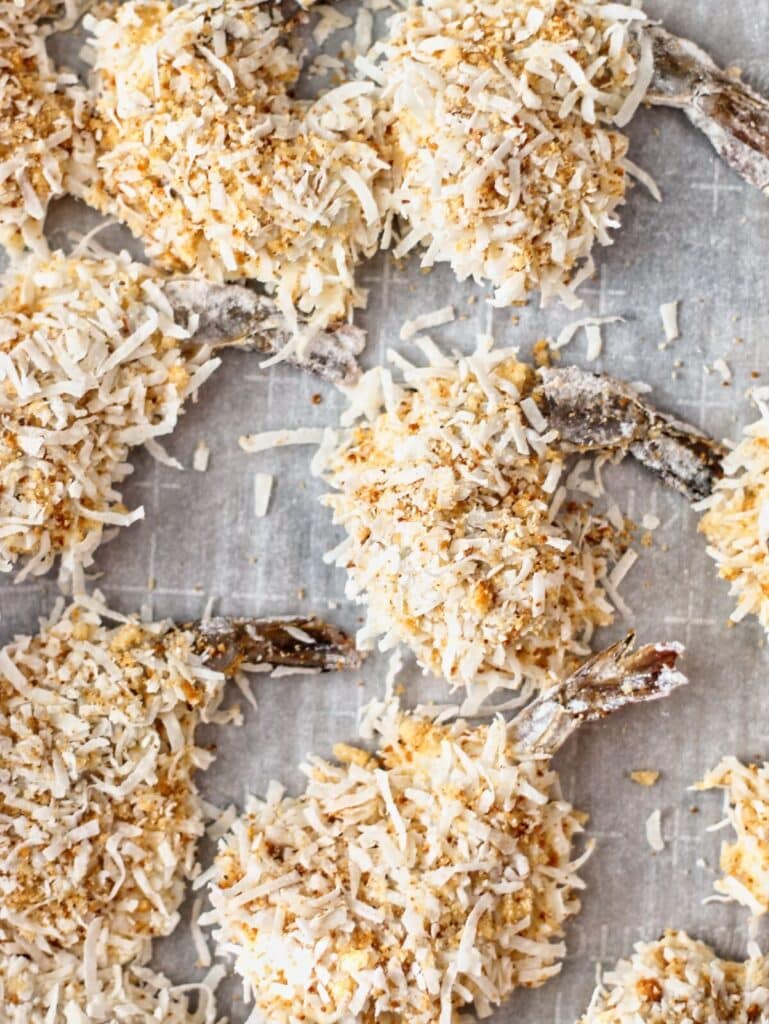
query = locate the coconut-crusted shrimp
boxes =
[83,0,390,336]
[207,636,685,1024]
[0,0,93,255]
[373,0,648,309]
[0,598,358,1019]
[0,599,358,962]
[0,249,363,585]
[370,1,769,311]
[578,930,769,1023]
[0,949,220,1024]
[312,343,642,708]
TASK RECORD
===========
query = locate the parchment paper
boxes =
[4,1,769,1019]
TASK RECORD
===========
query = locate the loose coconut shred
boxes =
[208,710,587,1024]
[698,389,769,635]
[0,1,93,255]
[578,930,769,1023]
[0,598,234,1021]
[85,0,389,336]
[0,249,220,586]
[374,0,652,307]
[697,756,769,917]
[317,340,627,707]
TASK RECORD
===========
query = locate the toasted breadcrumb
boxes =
[631,770,660,787]
[208,710,587,1023]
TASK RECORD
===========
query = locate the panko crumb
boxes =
[631,770,660,787]
[533,338,554,367]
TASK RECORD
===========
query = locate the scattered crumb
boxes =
[645,808,664,852]
[533,338,552,368]
[713,358,732,383]
[631,770,660,787]
[254,473,274,518]
[193,439,210,472]
[660,300,679,343]
[332,742,373,767]
[312,393,323,405]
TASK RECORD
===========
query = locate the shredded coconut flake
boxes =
[239,427,326,454]
[554,315,625,352]
[645,808,664,852]
[713,357,732,383]
[193,440,211,472]
[254,472,274,518]
[399,304,455,340]
[660,300,680,342]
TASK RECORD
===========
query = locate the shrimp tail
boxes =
[186,615,364,674]
[163,279,365,386]
[538,364,728,501]
[508,635,687,755]
[646,25,769,194]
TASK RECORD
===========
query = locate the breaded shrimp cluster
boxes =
[85,0,390,333]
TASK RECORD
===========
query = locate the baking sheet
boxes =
[5,0,769,1018]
